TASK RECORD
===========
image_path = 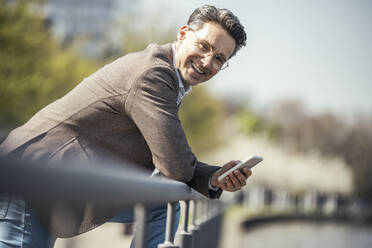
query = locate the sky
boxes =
[126,0,372,117]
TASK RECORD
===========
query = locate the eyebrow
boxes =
[193,32,229,59]
[206,41,228,60]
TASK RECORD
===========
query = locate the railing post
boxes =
[158,202,179,248]
[134,204,148,248]
[183,200,190,232]
[189,200,201,248]
[197,200,223,248]
[194,200,208,248]
[175,200,193,248]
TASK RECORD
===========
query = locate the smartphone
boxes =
[218,155,263,182]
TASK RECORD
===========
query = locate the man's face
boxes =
[174,22,236,87]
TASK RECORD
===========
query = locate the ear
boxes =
[177,25,191,42]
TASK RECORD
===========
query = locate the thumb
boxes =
[219,160,240,174]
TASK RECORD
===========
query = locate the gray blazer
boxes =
[0,43,222,237]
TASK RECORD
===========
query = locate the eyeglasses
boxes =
[189,31,229,71]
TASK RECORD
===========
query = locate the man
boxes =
[0,5,250,248]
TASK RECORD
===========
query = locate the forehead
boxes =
[192,22,236,58]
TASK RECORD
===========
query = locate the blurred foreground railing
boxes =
[0,158,223,248]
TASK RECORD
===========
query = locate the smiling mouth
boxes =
[191,61,206,75]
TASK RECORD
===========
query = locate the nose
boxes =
[201,54,214,69]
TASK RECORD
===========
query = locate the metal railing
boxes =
[0,158,223,248]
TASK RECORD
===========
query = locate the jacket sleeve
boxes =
[125,65,221,198]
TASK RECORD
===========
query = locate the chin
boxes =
[181,68,206,86]
[187,74,205,86]
[186,78,202,86]
[181,74,197,87]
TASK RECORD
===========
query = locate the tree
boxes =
[179,86,225,155]
[266,99,372,201]
[0,0,98,132]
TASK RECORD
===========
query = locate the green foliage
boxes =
[179,86,225,155]
[237,108,263,135]
[0,0,98,131]
[236,108,279,140]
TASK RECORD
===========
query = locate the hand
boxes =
[210,160,252,192]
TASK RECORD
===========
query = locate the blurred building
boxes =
[44,0,123,58]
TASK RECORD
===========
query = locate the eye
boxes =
[199,42,209,52]
[215,55,226,65]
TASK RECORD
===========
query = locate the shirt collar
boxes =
[172,43,191,105]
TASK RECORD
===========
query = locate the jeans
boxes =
[0,196,180,248]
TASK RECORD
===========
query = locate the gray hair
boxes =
[187,5,247,58]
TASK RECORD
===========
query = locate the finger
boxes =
[242,168,252,177]
[229,173,242,190]
[224,176,235,191]
[233,170,247,186]
[220,160,241,174]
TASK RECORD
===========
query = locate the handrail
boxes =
[0,158,221,248]
[0,158,205,205]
